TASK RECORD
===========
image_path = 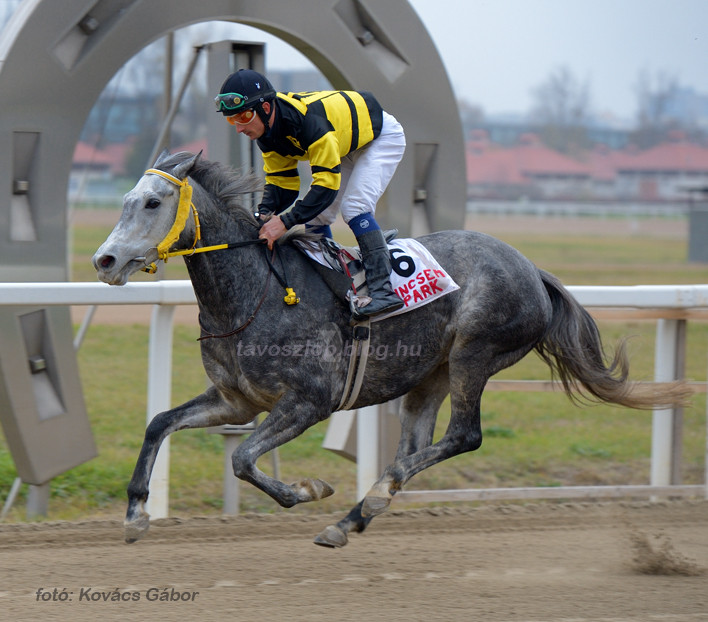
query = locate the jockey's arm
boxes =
[257,151,300,217]
[279,133,341,230]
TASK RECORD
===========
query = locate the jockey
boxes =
[214,68,405,320]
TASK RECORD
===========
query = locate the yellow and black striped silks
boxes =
[256,90,383,229]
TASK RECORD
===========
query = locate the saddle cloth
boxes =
[294,235,460,321]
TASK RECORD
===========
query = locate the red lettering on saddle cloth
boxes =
[394,269,447,307]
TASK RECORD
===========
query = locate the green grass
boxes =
[497,234,708,285]
[0,213,706,522]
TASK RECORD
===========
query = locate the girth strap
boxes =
[336,320,372,411]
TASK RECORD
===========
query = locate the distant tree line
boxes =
[461,65,707,155]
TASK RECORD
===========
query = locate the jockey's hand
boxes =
[258,215,287,249]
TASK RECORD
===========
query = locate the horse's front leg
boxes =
[231,392,334,508]
[125,386,256,543]
[315,366,449,548]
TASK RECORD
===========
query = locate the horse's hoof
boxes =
[124,513,151,544]
[314,479,335,499]
[313,525,348,548]
[292,478,335,502]
[361,495,391,518]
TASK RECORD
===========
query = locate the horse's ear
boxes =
[171,152,201,181]
[153,148,170,167]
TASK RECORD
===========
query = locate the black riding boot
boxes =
[352,229,404,321]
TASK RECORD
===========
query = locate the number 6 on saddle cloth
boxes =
[294,233,460,322]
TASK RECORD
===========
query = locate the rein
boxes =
[141,167,299,339]
[198,243,298,341]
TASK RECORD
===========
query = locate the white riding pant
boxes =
[307,111,406,227]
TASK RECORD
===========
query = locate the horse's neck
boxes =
[183,200,268,325]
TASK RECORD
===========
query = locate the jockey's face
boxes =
[230,101,273,141]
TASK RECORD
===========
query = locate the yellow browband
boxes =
[144,168,198,264]
[142,168,298,305]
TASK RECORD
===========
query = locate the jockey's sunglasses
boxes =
[226,108,258,125]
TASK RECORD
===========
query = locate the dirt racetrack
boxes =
[1,500,706,621]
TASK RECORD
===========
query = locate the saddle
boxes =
[296,230,399,305]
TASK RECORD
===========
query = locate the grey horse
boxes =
[92,151,689,547]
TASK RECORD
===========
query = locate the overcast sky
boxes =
[256,0,708,123]
[406,0,708,121]
[3,0,707,122]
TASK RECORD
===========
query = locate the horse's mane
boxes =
[159,151,318,245]
[159,151,261,222]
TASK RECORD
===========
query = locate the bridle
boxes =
[140,168,255,272]
[139,167,299,339]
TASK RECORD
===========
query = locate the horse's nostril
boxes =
[99,255,115,269]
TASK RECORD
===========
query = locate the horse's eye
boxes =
[145,198,161,209]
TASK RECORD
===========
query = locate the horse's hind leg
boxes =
[314,366,449,548]
[361,354,486,518]
[125,386,254,543]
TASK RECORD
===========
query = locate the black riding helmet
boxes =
[215,69,277,131]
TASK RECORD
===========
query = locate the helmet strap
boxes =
[256,102,272,133]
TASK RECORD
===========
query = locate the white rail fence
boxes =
[0,281,706,517]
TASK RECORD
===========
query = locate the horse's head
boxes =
[92,151,200,285]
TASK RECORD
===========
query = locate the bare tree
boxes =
[631,68,682,148]
[529,66,592,155]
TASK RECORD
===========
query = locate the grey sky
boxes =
[406,0,708,120]
[255,0,708,122]
[3,0,706,121]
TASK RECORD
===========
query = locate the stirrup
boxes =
[349,294,403,322]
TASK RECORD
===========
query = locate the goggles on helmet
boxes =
[214,92,250,112]
[226,108,258,125]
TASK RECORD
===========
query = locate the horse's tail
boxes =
[534,269,692,410]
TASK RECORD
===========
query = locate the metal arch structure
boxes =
[0,0,465,510]
[0,0,464,277]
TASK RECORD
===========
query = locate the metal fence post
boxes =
[356,405,380,501]
[145,303,175,519]
[651,318,684,487]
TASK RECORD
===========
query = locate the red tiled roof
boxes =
[467,147,527,185]
[466,133,708,187]
[466,133,590,186]
[73,138,210,177]
[73,142,114,166]
[514,140,590,177]
[582,146,631,181]
[615,140,708,172]
[73,141,132,175]
[101,143,131,175]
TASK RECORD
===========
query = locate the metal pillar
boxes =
[209,423,257,515]
[651,319,686,487]
[356,405,380,500]
[26,483,50,519]
[145,304,176,519]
